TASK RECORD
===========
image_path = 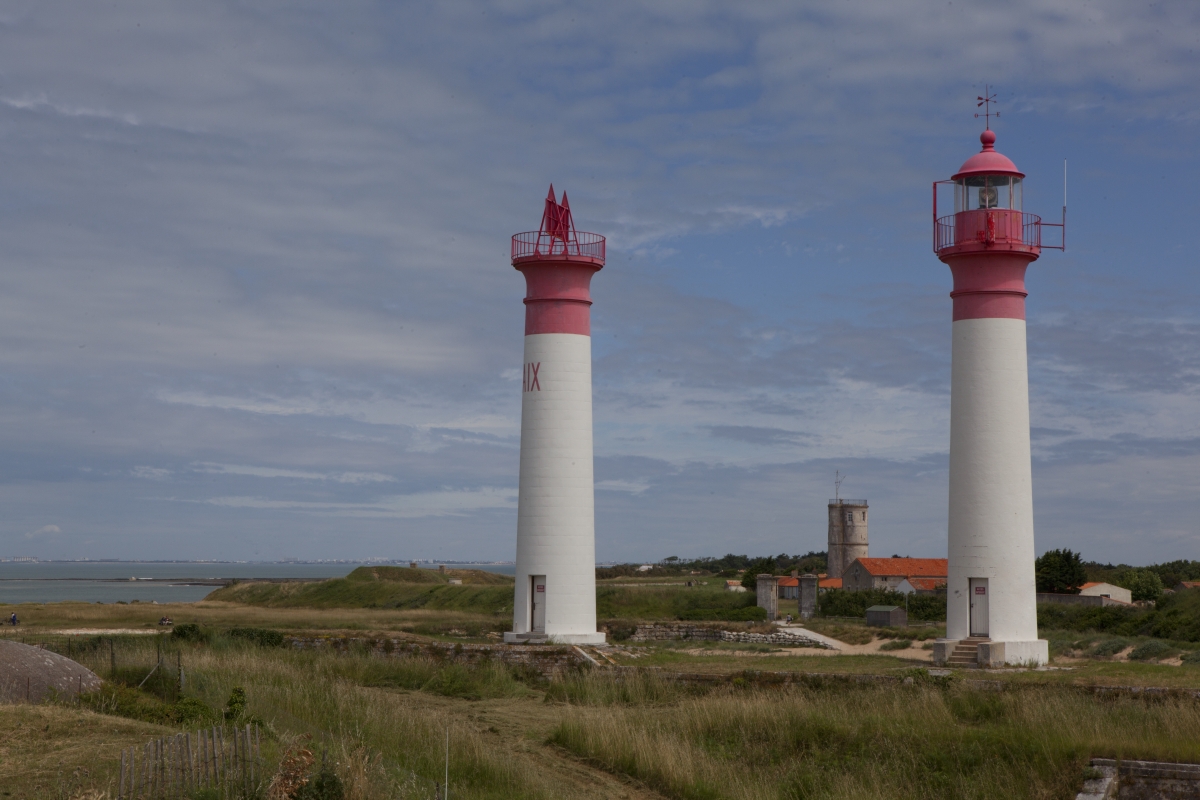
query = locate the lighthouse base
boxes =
[935,638,1048,667]
[504,631,607,645]
[978,639,1048,667]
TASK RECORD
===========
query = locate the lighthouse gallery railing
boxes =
[935,211,1042,252]
[512,230,606,262]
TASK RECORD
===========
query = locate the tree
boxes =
[739,557,778,589]
[1114,568,1164,602]
[1035,549,1087,594]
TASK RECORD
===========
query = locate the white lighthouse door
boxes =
[530,575,546,633]
[969,578,989,637]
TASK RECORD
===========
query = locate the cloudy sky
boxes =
[0,1,1197,564]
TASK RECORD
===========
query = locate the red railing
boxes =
[512,231,606,263]
[934,210,1042,253]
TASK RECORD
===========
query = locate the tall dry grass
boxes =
[181,647,553,799]
[550,677,1200,800]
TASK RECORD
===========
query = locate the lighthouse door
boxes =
[969,578,989,637]
[530,575,546,634]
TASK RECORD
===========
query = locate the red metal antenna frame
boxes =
[511,185,605,265]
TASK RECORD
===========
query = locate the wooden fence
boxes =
[117,724,261,799]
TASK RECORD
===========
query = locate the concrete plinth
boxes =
[932,639,960,666]
[503,631,607,645]
[977,639,1048,667]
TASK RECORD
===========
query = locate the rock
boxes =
[0,640,104,703]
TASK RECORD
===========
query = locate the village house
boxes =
[841,557,948,592]
[1078,582,1132,604]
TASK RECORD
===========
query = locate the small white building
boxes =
[1079,582,1132,605]
[725,580,747,593]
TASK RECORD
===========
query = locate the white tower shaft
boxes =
[946,318,1040,649]
[509,333,603,643]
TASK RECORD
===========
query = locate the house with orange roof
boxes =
[818,574,842,590]
[842,557,948,593]
[1078,581,1132,605]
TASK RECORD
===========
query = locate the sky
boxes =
[0,1,1198,564]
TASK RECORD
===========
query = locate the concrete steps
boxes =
[946,636,990,668]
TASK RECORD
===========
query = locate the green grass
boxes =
[209,572,767,622]
[208,578,516,615]
[548,679,1200,800]
[596,583,762,620]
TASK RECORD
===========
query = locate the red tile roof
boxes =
[819,577,842,589]
[903,577,946,591]
[853,558,948,578]
[778,576,799,587]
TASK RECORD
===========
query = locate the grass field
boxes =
[6,583,1200,798]
[7,629,1200,799]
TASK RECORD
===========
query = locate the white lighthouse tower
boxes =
[932,104,1062,668]
[504,187,606,644]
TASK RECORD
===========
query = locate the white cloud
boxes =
[192,463,394,484]
[204,487,515,518]
[25,524,61,539]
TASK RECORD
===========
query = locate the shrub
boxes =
[170,623,208,643]
[1127,640,1177,661]
[818,589,946,622]
[879,639,913,651]
[226,627,285,648]
[1088,639,1129,657]
[1181,650,1200,666]
[295,759,345,800]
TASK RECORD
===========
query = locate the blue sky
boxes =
[0,1,1198,564]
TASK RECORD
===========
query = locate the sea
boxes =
[0,562,516,605]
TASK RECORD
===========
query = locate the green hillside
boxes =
[205,566,515,613]
[206,568,764,621]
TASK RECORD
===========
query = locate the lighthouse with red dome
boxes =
[504,187,607,644]
[932,110,1062,667]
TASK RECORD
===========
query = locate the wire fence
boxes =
[117,724,262,800]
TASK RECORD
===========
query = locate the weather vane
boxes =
[975,85,999,130]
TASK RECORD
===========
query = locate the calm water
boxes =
[0,562,515,605]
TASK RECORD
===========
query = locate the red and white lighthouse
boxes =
[932,119,1062,667]
[503,187,607,644]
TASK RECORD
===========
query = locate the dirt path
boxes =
[387,689,667,799]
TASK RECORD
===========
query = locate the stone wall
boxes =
[628,623,833,648]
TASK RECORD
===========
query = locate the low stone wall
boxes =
[629,623,832,649]
[284,635,584,676]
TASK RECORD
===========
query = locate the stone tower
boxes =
[826,499,868,580]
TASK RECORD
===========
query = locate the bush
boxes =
[1181,650,1200,666]
[1127,640,1177,661]
[226,627,286,648]
[295,760,346,800]
[170,623,209,642]
[879,639,913,651]
[818,589,945,622]
[1088,639,1129,657]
